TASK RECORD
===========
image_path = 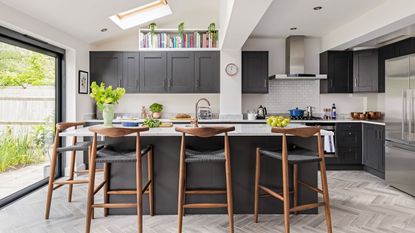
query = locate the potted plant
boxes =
[148,22,157,47]
[90,81,125,127]
[149,103,163,119]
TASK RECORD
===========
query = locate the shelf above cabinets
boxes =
[90,51,220,94]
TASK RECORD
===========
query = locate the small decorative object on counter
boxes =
[323,108,332,120]
[90,81,125,127]
[247,110,257,120]
[140,106,147,119]
[256,105,267,119]
[149,103,163,119]
[266,115,290,127]
[332,103,337,120]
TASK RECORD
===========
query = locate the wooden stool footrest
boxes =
[93,181,107,195]
[142,180,152,194]
[290,202,325,212]
[185,189,226,195]
[183,203,228,209]
[92,203,137,209]
[107,190,137,195]
[298,180,323,194]
[258,185,284,201]
[75,168,104,174]
[54,179,88,185]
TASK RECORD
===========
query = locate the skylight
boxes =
[110,0,172,30]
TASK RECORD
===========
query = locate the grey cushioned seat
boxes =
[259,148,321,164]
[57,141,105,152]
[185,148,225,163]
[95,145,152,163]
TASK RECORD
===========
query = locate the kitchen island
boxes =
[62,124,333,215]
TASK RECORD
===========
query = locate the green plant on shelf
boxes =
[149,103,163,113]
[178,22,185,37]
[89,81,125,112]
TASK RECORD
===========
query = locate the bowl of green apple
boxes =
[266,116,290,128]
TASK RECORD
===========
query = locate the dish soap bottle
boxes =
[331,103,337,120]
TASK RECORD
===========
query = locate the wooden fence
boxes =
[0,86,55,134]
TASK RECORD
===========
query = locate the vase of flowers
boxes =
[149,103,163,119]
[90,81,125,127]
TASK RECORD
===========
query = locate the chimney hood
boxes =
[270,36,326,80]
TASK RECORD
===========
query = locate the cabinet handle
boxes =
[163,79,166,89]
[135,80,139,88]
[264,79,267,88]
[196,79,200,88]
[118,80,121,87]
[354,78,357,87]
[169,79,172,88]
[348,132,352,135]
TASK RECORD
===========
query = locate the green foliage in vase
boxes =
[90,81,125,112]
[149,103,163,113]
[148,23,157,35]
[178,22,185,37]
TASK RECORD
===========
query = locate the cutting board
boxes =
[159,122,173,127]
[169,118,193,121]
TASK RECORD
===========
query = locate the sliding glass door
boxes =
[0,29,64,206]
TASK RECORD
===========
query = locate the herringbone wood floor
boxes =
[1,171,415,233]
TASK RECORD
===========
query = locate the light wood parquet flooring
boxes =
[1,171,415,233]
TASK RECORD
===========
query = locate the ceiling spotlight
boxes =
[313,6,322,10]
[290,27,297,31]
[100,28,108,32]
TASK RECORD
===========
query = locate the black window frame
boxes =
[0,26,65,208]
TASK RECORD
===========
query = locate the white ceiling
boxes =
[252,0,386,38]
[0,0,219,43]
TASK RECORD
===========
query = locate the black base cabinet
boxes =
[90,51,220,93]
[362,124,385,178]
[326,123,362,167]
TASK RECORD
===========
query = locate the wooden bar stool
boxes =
[45,122,104,219]
[86,126,154,233]
[253,127,333,233]
[175,126,235,233]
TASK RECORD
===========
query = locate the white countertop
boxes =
[86,118,385,126]
[60,123,334,137]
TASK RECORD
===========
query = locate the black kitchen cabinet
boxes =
[139,52,168,93]
[394,38,415,56]
[363,124,385,178]
[320,51,353,93]
[333,123,362,165]
[90,52,123,88]
[167,52,195,93]
[195,51,220,93]
[122,52,139,93]
[242,51,269,93]
[353,49,379,92]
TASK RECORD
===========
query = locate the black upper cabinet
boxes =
[90,52,123,88]
[195,51,220,93]
[242,51,269,93]
[167,52,195,93]
[320,51,353,93]
[363,124,385,176]
[122,52,139,93]
[139,52,167,93]
[353,49,379,92]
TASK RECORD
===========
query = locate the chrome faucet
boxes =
[194,98,211,127]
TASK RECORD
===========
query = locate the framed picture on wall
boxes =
[78,70,89,94]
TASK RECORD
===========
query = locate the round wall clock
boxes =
[225,63,238,76]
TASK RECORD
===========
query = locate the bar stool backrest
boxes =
[89,126,149,138]
[271,126,321,138]
[56,122,85,132]
[175,126,235,137]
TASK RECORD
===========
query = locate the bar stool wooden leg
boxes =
[320,160,333,233]
[224,133,234,233]
[282,137,290,233]
[45,136,58,219]
[182,163,186,217]
[177,134,186,233]
[293,164,299,215]
[254,147,261,223]
[103,163,109,217]
[67,149,76,202]
[148,149,154,216]
[136,138,143,233]
[85,138,97,233]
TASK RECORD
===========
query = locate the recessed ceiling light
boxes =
[100,28,108,32]
[290,27,297,31]
[313,6,323,10]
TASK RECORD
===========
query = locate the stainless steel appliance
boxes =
[385,54,415,196]
[256,105,267,119]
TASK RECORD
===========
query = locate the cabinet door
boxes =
[395,38,414,56]
[353,49,378,92]
[139,52,167,93]
[363,124,381,169]
[242,51,269,93]
[335,123,362,164]
[123,52,139,93]
[378,126,386,171]
[328,52,353,93]
[90,52,123,88]
[167,52,195,93]
[195,52,220,93]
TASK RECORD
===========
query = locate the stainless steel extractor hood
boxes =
[270,36,326,80]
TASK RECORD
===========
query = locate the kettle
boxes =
[256,105,267,119]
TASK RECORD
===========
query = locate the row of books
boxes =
[139,31,218,49]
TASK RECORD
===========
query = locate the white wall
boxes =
[241,37,383,116]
